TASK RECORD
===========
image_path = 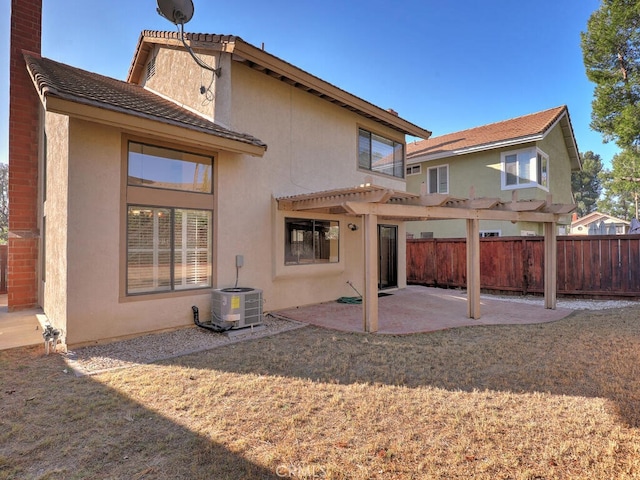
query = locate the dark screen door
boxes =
[378,225,398,289]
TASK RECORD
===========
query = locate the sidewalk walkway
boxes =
[0,294,44,350]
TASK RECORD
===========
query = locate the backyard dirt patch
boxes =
[1,305,640,479]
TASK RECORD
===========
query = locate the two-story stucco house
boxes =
[405,106,581,239]
[14,18,435,346]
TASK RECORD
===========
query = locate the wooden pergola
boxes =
[277,184,575,333]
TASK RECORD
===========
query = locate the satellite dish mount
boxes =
[156,0,221,77]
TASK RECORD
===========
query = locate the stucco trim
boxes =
[44,97,266,157]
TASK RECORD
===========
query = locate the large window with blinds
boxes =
[127,207,212,293]
[125,141,213,295]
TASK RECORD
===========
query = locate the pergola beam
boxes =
[278,188,395,211]
[343,201,564,223]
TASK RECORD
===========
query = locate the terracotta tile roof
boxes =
[24,53,267,150]
[407,106,567,159]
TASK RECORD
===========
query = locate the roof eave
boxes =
[407,134,544,164]
[231,39,432,139]
[129,32,432,140]
[127,32,152,85]
[45,96,267,157]
[407,108,582,170]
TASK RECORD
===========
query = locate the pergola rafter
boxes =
[277,184,575,333]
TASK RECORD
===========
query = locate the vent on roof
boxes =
[146,54,156,82]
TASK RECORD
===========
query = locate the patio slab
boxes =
[273,285,574,334]
[0,294,44,350]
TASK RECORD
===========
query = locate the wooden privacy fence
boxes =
[407,235,640,298]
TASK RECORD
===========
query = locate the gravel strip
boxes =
[62,314,305,376]
[62,295,638,376]
[481,294,640,310]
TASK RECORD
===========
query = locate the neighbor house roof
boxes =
[24,52,267,156]
[571,211,630,228]
[128,31,432,140]
[406,106,580,170]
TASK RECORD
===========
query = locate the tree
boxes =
[597,148,640,219]
[581,0,640,149]
[0,163,7,243]
[571,151,603,217]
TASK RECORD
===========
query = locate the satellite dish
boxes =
[157,0,194,25]
[155,0,221,78]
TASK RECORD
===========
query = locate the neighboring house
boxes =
[570,212,630,235]
[405,106,581,238]
[10,4,434,345]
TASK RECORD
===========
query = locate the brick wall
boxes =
[8,0,42,310]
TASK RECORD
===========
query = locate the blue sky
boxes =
[1,0,620,167]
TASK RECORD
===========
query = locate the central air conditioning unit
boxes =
[211,287,263,330]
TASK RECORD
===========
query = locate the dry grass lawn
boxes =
[2,306,640,479]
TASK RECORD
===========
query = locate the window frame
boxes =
[127,141,213,194]
[501,147,549,191]
[284,217,340,266]
[121,136,215,299]
[358,127,405,179]
[406,164,422,176]
[426,164,449,194]
[126,206,213,295]
[479,230,501,238]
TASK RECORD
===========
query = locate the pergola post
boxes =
[544,222,557,309]
[363,213,379,332]
[466,218,481,319]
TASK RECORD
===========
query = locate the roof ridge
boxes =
[141,30,240,43]
[425,105,566,141]
[406,105,569,160]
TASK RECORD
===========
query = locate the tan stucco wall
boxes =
[56,119,212,346]
[42,112,70,335]
[142,45,219,121]
[47,49,411,345]
[213,61,407,311]
[406,123,575,238]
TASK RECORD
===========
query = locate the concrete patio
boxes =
[274,285,574,334]
[0,294,44,350]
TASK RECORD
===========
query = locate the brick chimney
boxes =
[8,0,42,310]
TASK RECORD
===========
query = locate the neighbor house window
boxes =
[501,148,548,190]
[358,128,405,178]
[285,218,339,265]
[126,141,213,295]
[427,165,448,193]
[406,164,421,176]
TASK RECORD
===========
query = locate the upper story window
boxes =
[427,165,449,194]
[128,141,213,193]
[501,147,548,190]
[358,128,405,179]
[406,164,421,176]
